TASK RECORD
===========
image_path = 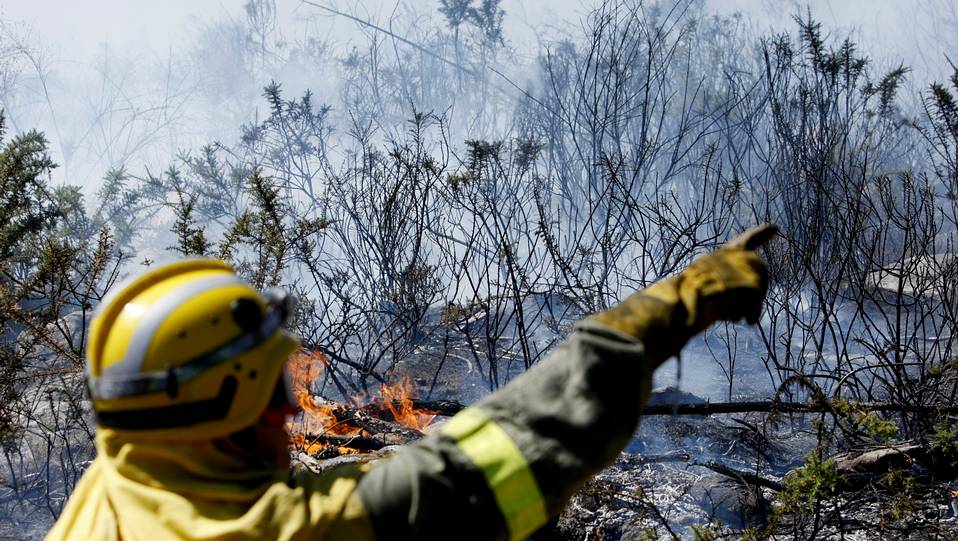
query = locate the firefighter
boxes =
[46,224,777,541]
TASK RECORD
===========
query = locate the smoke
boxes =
[3,0,951,192]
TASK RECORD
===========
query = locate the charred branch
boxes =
[694,460,784,492]
[640,400,958,416]
[300,433,389,451]
[397,399,958,417]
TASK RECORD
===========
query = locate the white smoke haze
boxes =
[3,0,955,190]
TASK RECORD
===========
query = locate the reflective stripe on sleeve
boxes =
[442,408,547,541]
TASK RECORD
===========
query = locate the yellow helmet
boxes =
[85,259,300,441]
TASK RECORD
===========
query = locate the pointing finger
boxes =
[723,223,779,251]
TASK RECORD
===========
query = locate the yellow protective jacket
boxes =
[47,323,653,541]
[46,432,371,541]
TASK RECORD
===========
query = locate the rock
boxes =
[691,474,769,530]
[646,386,707,406]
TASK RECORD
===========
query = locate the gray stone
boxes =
[691,474,769,530]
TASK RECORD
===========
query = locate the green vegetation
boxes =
[930,422,958,469]
[777,454,841,513]
[833,400,899,443]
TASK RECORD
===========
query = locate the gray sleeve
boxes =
[471,322,652,514]
[356,324,653,540]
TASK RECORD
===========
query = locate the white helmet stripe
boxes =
[101,274,245,377]
[93,258,231,319]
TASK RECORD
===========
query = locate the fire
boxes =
[290,432,326,456]
[380,376,436,431]
[950,489,958,498]
[287,349,327,407]
[285,349,436,457]
[286,350,357,436]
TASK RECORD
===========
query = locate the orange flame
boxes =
[380,376,436,431]
[950,489,958,498]
[290,432,325,456]
[287,349,326,405]
[286,350,362,442]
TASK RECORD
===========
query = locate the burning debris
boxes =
[286,350,438,459]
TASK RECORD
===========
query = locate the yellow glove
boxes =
[587,224,777,368]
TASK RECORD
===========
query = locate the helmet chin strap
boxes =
[94,376,239,430]
[218,417,291,469]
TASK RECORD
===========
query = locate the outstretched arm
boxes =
[352,225,777,541]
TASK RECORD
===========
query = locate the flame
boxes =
[290,432,326,456]
[285,349,436,457]
[286,350,362,451]
[380,376,436,431]
[287,349,326,407]
[950,489,958,498]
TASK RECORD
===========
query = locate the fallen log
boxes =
[617,450,691,466]
[331,406,423,442]
[831,442,958,483]
[403,399,958,417]
[296,450,390,474]
[833,444,924,477]
[380,399,465,417]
